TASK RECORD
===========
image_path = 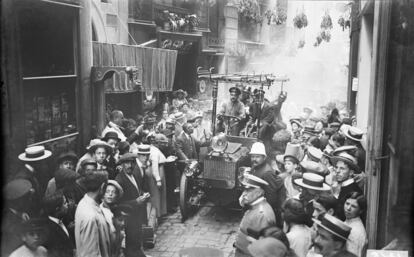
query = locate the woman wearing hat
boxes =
[172,89,188,109]
[282,198,313,257]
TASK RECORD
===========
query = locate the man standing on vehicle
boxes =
[217,86,246,136]
[248,142,286,228]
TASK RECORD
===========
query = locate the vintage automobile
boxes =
[179,133,257,221]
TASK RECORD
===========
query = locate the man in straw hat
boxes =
[249,142,286,228]
[330,152,363,220]
[217,86,246,136]
[102,110,127,141]
[343,126,366,172]
[313,214,357,257]
[235,173,276,257]
[115,149,151,257]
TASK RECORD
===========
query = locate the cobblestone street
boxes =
[146,204,243,257]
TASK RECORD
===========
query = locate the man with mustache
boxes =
[249,142,286,228]
[235,173,276,257]
[312,214,356,257]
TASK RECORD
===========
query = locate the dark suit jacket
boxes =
[175,132,200,160]
[43,218,74,257]
[252,163,287,228]
[1,209,24,256]
[249,101,274,124]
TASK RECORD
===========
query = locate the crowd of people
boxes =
[2,86,369,257]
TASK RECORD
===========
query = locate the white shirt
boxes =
[48,216,69,236]
[101,121,126,141]
[9,245,47,257]
[287,224,313,257]
[345,217,367,257]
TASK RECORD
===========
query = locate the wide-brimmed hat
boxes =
[313,214,352,241]
[187,112,203,123]
[80,158,98,168]
[229,86,241,95]
[331,145,357,156]
[137,144,151,155]
[88,140,112,153]
[307,147,323,162]
[19,145,52,162]
[294,172,331,191]
[241,173,269,189]
[289,118,303,128]
[57,151,78,164]
[247,238,287,257]
[303,125,318,136]
[300,161,327,177]
[103,131,121,142]
[344,126,364,142]
[249,142,267,156]
[173,89,188,97]
[117,153,138,164]
[328,122,341,129]
[330,152,360,173]
[174,112,185,122]
[106,180,124,199]
[4,179,33,200]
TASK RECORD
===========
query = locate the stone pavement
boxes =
[145,204,243,257]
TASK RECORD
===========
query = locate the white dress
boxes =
[345,217,368,257]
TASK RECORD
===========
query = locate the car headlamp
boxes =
[184,160,200,177]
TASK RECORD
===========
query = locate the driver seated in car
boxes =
[216,86,246,136]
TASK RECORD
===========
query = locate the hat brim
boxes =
[312,218,350,241]
[241,181,260,189]
[18,150,52,162]
[330,156,360,173]
[136,151,151,155]
[344,131,363,142]
[290,120,303,127]
[88,144,113,153]
[294,178,331,191]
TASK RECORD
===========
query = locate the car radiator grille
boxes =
[203,159,236,181]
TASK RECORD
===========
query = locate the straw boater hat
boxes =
[106,180,124,199]
[241,173,269,189]
[294,172,331,191]
[302,125,318,136]
[330,152,360,173]
[137,144,151,155]
[313,213,352,241]
[174,112,186,123]
[80,158,98,168]
[331,145,357,156]
[249,142,267,157]
[173,89,188,98]
[300,161,327,177]
[19,145,52,162]
[344,126,364,142]
[306,147,323,162]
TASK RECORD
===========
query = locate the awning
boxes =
[91,66,142,93]
[92,42,177,92]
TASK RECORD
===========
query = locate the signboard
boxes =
[367,250,408,257]
[352,77,359,91]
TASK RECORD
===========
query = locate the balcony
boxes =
[128,0,209,31]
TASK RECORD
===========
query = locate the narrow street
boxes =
[146,204,243,257]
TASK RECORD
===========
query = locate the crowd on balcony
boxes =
[2,86,371,257]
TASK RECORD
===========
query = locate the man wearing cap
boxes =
[217,86,246,136]
[235,173,276,257]
[75,169,111,257]
[330,152,363,220]
[131,115,157,145]
[2,179,35,256]
[249,142,286,228]
[45,151,78,197]
[102,110,127,141]
[313,214,357,257]
[115,149,151,257]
